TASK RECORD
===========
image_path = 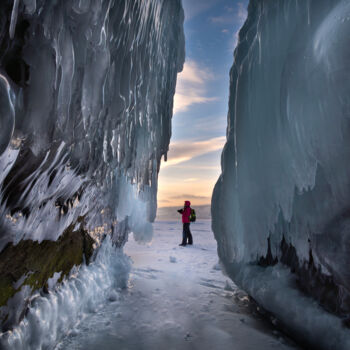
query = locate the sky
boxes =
[157,0,248,208]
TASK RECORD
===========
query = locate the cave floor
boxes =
[57,220,299,350]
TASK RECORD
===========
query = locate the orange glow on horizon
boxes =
[157,163,221,208]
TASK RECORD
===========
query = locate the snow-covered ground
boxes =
[57,220,299,350]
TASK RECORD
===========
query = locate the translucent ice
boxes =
[0,0,184,249]
[212,0,350,348]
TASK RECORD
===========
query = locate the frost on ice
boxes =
[212,0,350,348]
[0,0,184,330]
[0,236,132,350]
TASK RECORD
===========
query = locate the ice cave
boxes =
[0,0,350,349]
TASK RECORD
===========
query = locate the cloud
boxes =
[173,60,217,114]
[232,3,248,51]
[158,199,171,203]
[208,2,248,51]
[177,60,213,84]
[237,2,248,21]
[182,0,224,21]
[210,14,235,25]
[170,194,211,200]
[194,114,227,133]
[184,178,199,182]
[173,165,221,171]
[162,136,226,168]
[210,2,247,25]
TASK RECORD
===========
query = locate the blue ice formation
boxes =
[0,0,184,336]
[212,1,350,348]
[0,0,184,249]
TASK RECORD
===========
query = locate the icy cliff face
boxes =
[0,0,184,333]
[212,0,350,348]
[0,0,184,249]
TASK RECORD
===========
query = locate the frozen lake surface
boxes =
[57,220,299,350]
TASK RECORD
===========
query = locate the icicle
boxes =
[0,74,15,155]
[9,0,20,39]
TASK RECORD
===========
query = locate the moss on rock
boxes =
[0,218,94,315]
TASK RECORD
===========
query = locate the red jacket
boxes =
[181,201,191,223]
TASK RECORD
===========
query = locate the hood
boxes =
[185,200,191,206]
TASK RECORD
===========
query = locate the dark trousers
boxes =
[181,223,193,245]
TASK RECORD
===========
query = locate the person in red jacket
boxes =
[177,200,193,246]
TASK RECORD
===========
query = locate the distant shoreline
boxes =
[156,204,211,221]
[157,204,211,209]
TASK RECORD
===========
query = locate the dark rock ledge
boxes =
[0,217,94,330]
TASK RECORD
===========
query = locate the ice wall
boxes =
[0,0,184,331]
[0,0,184,248]
[212,0,350,348]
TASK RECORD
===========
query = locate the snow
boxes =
[54,221,298,350]
[212,0,350,346]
